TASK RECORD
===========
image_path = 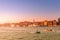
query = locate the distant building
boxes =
[2,23,11,27]
[40,22,44,27]
[10,23,15,27]
[19,22,24,27]
[44,20,48,26]
[28,22,33,27]
[32,22,40,27]
[47,21,53,27]
[53,20,57,26]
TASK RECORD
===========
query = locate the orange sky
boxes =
[0,16,58,24]
[0,0,60,23]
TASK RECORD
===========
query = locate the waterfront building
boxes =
[40,22,44,27]
[44,20,48,26]
[32,22,40,27]
[47,21,53,27]
[53,20,57,26]
[10,23,16,27]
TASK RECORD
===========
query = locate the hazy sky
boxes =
[0,0,60,23]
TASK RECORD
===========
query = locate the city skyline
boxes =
[0,0,60,23]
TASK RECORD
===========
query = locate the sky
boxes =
[0,0,60,23]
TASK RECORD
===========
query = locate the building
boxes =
[32,22,40,27]
[47,21,53,27]
[53,20,57,26]
[40,21,44,27]
[44,20,48,26]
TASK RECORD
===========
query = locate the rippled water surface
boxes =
[0,27,60,40]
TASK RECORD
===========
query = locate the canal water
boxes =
[0,27,60,40]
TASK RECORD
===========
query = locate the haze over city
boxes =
[0,0,60,23]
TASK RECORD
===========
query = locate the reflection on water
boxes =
[0,27,60,40]
[0,32,40,40]
[0,31,60,40]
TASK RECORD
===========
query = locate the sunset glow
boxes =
[0,0,60,23]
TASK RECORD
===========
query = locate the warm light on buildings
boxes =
[0,18,59,27]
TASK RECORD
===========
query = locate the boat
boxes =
[36,31,40,34]
[45,28,52,32]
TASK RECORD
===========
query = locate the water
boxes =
[0,27,60,40]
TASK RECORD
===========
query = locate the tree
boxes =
[58,18,60,22]
[58,18,60,25]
